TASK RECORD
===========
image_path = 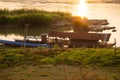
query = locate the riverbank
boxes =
[0,64,120,80]
[0,47,120,80]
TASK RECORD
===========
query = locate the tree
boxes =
[72,17,89,32]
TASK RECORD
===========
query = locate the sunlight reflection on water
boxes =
[0,34,23,41]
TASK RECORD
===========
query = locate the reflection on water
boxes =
[0,27,69,41]
[0,0,79,10]
[0,27,49,41]
[0,27,52,35]
[0,34,23,41]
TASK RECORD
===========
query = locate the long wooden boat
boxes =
[15,39,42,44]
[0,40,51,48]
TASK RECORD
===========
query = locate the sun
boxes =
[77,0,87,17]
[80,0,85,3]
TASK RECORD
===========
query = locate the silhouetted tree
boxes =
[72,17,89,32]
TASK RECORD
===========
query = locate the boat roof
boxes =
[49,32,111,41]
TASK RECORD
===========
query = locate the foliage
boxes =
[0,15,9,27]
[0,9,72,27]
[0,48,120,68]
[72,16,89,32]
[38,57,55,64]
[110,74,119,80]
[0,49,24,67]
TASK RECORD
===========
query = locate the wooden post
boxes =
[114,38,116,60]
[23,23,29,48]
[112,29,117,60]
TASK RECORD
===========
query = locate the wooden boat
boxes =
[88,19,109,25]
[15,39,42,44]
[0,40,51,48]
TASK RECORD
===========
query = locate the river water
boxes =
[0,0,120,47]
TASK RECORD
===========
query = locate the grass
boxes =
[0,47,120,80]
[0,48,120,67]
[0,64,120,80]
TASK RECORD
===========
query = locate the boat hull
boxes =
[0,40,51,48]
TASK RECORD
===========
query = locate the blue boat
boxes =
[0,40,51,48]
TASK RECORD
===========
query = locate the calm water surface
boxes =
[0,0,120,46]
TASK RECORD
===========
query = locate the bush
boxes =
[1,52,24,66]
[72,17,89,32]
[0,15,9,26]
[0,48,120,67]
[0,9,72,27]
[83,49,118,66]
[38,57,55,64]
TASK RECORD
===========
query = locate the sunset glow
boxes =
[77,0,87,17]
